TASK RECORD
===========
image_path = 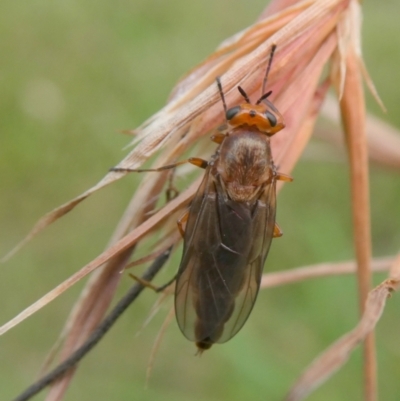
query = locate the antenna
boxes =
[260,44,277,97]
[216,77,228,115]
[256,90,272,105]
[238,86,250,103]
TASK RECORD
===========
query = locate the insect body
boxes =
[175,47,292,352]
[112,46,291,352]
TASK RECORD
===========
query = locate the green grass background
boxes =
[1,1,400,400]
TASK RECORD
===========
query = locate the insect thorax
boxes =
[215,127,273,202]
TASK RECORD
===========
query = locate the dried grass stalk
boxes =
[286,255,400,401]
[318,96,400,170]
[260,256,394,288]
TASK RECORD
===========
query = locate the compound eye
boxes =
[226,106,241,120]
[265,111,277,127]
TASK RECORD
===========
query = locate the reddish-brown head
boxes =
[217,44,284,136]
[225,94,284,136]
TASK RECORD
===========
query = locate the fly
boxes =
[112,44,292,353]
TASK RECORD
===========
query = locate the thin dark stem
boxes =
[12,248,172,401]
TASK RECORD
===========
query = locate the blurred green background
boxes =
[1,1,399,400]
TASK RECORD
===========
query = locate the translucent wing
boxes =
[174,169,277,348]
[217,179,276,343]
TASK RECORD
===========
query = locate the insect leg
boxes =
[261,44,277,96]
[273,223,283,238]
[128,213,192,292]
[12,248,171,401]
[188,157,208,169]
[128,273,176,293]
[216,76,228,115]
[110,157,208,173]
[210,132,226,144]
[165,169,179,202]
[177,210,189,238]
[155,274,177,292]
[276,172,293,182]
[168,157,209,235]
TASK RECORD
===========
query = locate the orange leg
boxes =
[111,157,208,173]
[273,172,290,238]
[210,132,226,144]
[177,210,189,238]
[276,172,293,182]
[273,222,283,238]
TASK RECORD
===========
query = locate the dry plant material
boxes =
[318,96,400,170]
[286,255,400,401]
[260,256,394,289]
[2,0,398,400]
[11,250,172,401]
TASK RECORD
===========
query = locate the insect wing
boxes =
[175,171,277,345]
[174,167,221,341]
[216,178,277,343]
